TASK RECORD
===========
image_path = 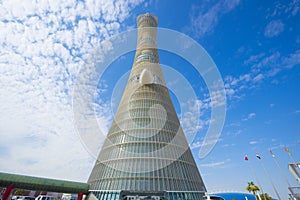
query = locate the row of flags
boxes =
[244,146,293,161]
[244,145,296,200]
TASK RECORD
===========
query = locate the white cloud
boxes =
[248,113,256,118]
[264,20,284,38]
[189,0,240,38]
[200,158,230,168]
[253,52,281,70]
[190,138,223,150]
[249,141,258,145]
[253,74,264,82]
[224,73,253,100]
[221,143,235,148]
[282,49,300,69]
[180,98,203,143]
[267,1,300,18]
[190,141,203,149]
[200,161,225,167]
[209,89,227,107]
[271,138,277,142]
[0,0,145,181]
[243,53,265,65]
[242,112,256,121]
[223,49,300,102]
[202,80,226,108]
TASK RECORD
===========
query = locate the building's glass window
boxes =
[135,53,158,63]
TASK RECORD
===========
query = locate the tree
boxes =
[14,189,25,195]
[246,181,260,199]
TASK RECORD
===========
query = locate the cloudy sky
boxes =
[1,0,300,199]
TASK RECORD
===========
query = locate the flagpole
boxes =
[257,156,282,200]
[245,156,265,200]
[270,150,292,188]
[249,163,264,200]
[288,151,295,163]
[284,146,296,163]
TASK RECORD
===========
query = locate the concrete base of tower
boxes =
[87,190,206,200]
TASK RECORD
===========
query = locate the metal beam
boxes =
[288,163,300,185]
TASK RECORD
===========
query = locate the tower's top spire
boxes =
[136,13,158,27]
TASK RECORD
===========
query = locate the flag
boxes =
[256,153,261,159]
[284,146,292,155]
[270,150,275,158]
[245,155,249,161]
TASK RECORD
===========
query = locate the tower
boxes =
[87,14,207,200]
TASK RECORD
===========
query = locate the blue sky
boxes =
[0,0,300,199]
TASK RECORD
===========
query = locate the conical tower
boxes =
[88,13,206,200]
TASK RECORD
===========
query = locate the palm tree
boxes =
[246,181,260,200]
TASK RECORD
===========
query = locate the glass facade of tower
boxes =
[87,14,206,200]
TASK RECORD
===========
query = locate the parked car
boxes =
[35,196,55,200]
[11,196,35,200]
[11,196,21,200]
[61,194,77,200]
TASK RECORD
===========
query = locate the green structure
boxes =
[87,13,207,200]
[0,172,89,194]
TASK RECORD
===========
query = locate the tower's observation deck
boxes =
[88,13,207,200]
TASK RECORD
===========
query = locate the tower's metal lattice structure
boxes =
[88,14,206,200]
